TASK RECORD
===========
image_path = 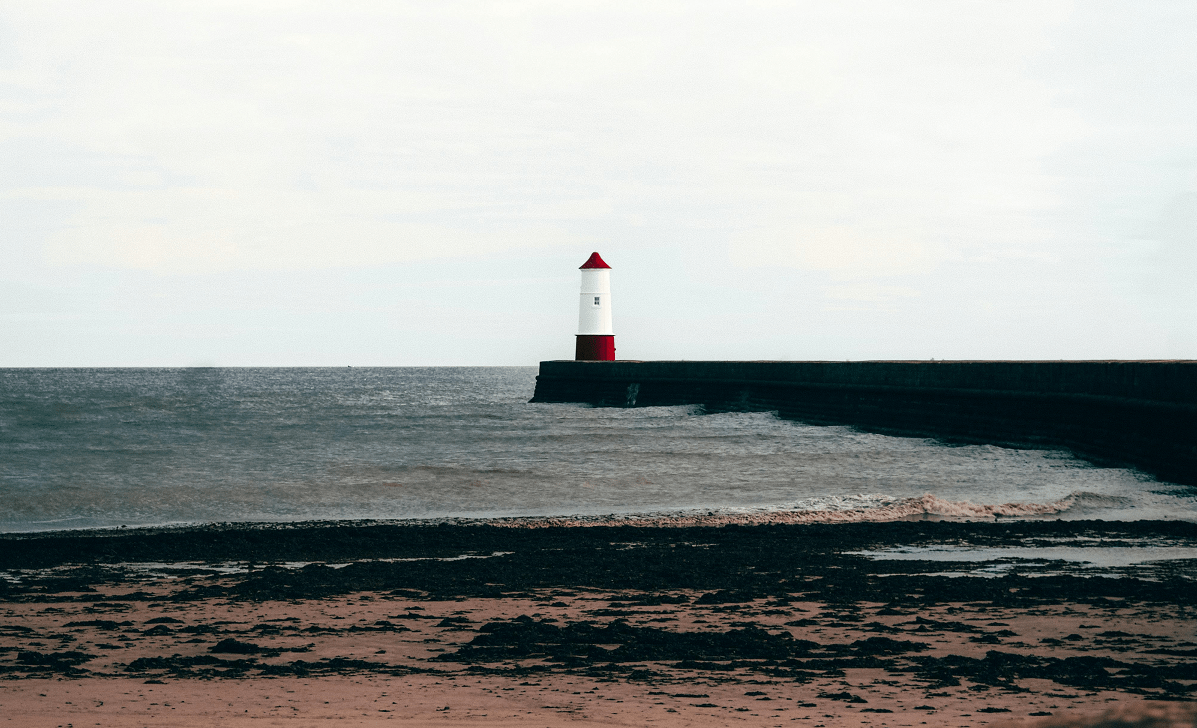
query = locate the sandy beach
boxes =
[2,519,1195,726]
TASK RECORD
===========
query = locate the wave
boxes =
[501,491,1121,528]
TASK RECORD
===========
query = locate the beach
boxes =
[2,519,1195,726]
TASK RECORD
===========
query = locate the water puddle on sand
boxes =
[847,544,1197,578]
[0,551,513,583]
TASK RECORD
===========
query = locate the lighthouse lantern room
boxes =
[576,252,615,361]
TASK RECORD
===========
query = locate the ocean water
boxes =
[1,367,1194,533]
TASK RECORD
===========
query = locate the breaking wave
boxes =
[503,491,1123,528]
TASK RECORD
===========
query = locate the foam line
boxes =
[497,492,1098,528]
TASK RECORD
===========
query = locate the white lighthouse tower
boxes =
[576,252,615,360]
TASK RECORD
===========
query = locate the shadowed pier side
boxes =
[530,360,1197,485]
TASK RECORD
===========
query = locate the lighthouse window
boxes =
[593,296,601,306]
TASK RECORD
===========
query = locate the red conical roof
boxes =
[579,252,611,269]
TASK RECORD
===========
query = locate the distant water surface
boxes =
[0,367,1193,532]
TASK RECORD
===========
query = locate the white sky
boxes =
[1,1,1194,365]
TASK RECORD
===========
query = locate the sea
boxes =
[1,367,1195,534]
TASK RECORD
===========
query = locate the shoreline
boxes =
[5,515,1197,564]
[3,519,1195,726]
[4,487,1193,539]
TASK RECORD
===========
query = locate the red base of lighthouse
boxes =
[575,335,615,361]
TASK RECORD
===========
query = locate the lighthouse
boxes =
[575,252,615,361]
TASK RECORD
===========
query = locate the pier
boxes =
[531,360,1197,485]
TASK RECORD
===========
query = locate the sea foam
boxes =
[502,491,1112,528]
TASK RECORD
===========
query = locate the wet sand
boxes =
[2,519,1195,726]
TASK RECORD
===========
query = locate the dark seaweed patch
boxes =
[347,620,412,633]
[436,615,926,671]
[439,616,824,664]
[210,638,273,655]
[122,654,427,679]
[695,590,758,605]
[902,617,980,633]
[911,650,1197,695]
[8,650,95,674]
[818,691,867,703]
[63,620,132,630]
[126,654,259,677]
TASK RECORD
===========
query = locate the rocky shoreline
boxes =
[2,519,1195,726]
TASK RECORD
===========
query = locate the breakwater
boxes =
[531,360,1197,485]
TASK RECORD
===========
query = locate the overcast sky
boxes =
[2,1,1194,365]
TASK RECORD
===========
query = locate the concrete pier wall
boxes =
[530,360,1197,485]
